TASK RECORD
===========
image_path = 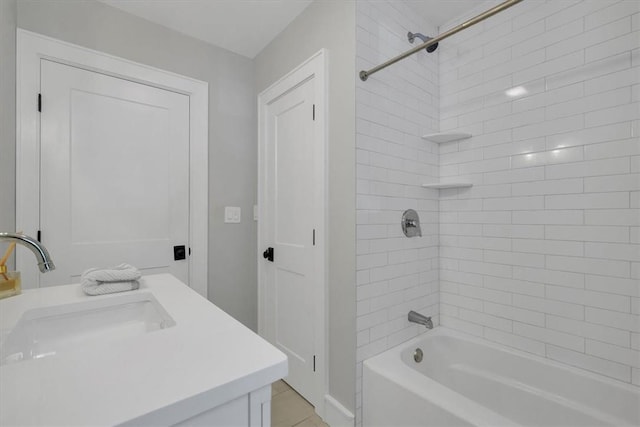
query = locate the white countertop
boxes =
[0,274,287,426]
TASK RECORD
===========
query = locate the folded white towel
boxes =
[81,263,142,296]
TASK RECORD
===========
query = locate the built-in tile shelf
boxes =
[422,182,473,189]
[422,132,472,143]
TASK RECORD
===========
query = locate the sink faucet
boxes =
[408,310,433,329]
[0,232,55,273]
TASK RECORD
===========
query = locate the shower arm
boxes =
[359,0,524,81]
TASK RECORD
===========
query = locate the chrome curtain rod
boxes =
[359,0,524,81]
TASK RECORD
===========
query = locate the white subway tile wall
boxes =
[356,0,640,424]
[355,1,439,423]
[439,0,640,386]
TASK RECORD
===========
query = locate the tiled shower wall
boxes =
[355,0,439,423]
[438,0,640,385]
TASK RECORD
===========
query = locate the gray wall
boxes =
[17,0,259,330]
[255,0,357,413]
[0,0,17,266]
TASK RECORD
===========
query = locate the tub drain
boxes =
[413,348,423,363]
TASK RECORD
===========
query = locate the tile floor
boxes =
[271,380,329,427]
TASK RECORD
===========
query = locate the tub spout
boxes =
[408,310,433,329]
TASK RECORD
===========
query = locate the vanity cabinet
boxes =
[0,275,287,426]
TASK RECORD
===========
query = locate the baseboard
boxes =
[323,395,355,427]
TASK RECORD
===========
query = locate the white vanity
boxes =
[0,274,287,426]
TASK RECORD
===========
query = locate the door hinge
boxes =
[188,247,191,256]
[37,230,41,242]
[313,229,316,246]
[313,355,316,372]
[312,104,315,121]
[37,93,42,112]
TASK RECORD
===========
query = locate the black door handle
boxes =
[174,245,186,261]
[263,247,274,262]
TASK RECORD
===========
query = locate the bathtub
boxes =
[363,327,640,427]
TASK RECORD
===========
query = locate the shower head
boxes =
[407,32,438,53]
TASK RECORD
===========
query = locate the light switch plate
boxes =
[224,206,241,223]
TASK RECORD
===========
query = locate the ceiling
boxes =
[99,0,481,59]
[100,0,313,59]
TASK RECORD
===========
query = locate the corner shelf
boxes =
[422,182,473,189]
[422,132,472,144]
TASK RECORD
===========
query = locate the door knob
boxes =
[263,247,274,262]
[174,245,186,260]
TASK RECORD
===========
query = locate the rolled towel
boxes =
[81,263,142,296]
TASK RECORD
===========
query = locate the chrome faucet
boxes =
[408,310,433,329]
[0,232,55,273]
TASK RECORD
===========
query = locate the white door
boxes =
[38,59,190,287]
[260,53,326,409]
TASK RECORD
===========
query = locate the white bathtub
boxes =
[363,327,640,427]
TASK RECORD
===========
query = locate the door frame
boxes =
[257,49,328,416]
[16,29,209,298]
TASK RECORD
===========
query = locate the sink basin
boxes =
[0,292,175,365]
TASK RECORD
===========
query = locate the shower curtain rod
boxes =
[359,0,524,81]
